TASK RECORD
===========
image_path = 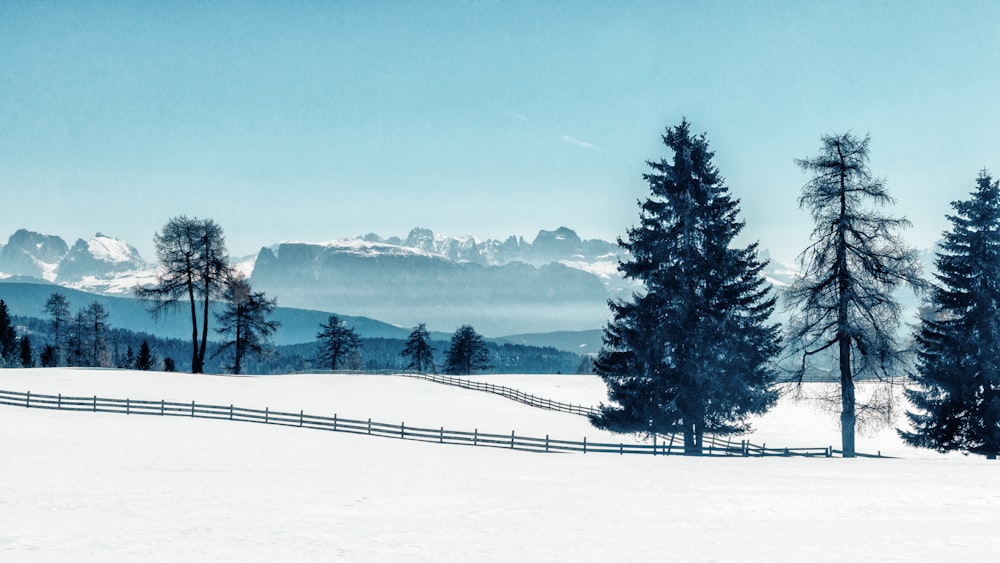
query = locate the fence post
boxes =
[583,436,587,454]
[26,391,30,408]
[58,393,61,409]
[620,443,623,455]
[126,398,130,415]
[265,407,268,423]
[93,395,96,412]
[545,434,549,452]
[191,401,195,418]
[474,428,478,446]
[440,427,443,443]
[511,430,515,449]
[653,434,657,456]
[300,410,304,427]
[401,422,405,439]
[230,404,233,420]
[161,400,165,416]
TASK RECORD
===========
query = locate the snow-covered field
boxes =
[1,369,998,562]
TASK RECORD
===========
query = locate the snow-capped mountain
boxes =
[0,229,69,281]
[0,230,155,293]
[249,227,624,335]
[0,226,810,335]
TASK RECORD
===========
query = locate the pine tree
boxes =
[83,301,110,367]
[901,171,1000,459]
[43,293,71,366]
[19,335,35,368]
[67,311,86,367]
[444,325,491,375]
[136,341,153,371]
[123,345,136,370]
[591,120,781,455]
[317,315,358,371]
[213,274,280,374]
[0,299,17,365]
[401,323,436,373]
[786,133,925,457]
[40,345,57,368]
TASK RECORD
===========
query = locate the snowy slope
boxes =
[1,368,997,562]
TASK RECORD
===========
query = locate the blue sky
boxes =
[2,1,999,265]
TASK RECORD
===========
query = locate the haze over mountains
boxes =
[0,226,811,338]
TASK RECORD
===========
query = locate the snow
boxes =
[559,257,620,280]
[64,272,160,295]
[87,234,138,264]
[283,238,443,260]
[2,369,998,561]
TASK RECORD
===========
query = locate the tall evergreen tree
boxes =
[136,341,153,371]
[19,335,35,368]
[83,301,110,367]
[591,120,781,454]
[67,311,87,367]
[40,345,57,368]
[136,216,232,373]
[0,299,17,365]
[214,274,280,374]
[317,315,358,371]
[444,325,491,375]
[786,133,925,457]
[43,293,71,366]
[123,345,136,370]
[901,171,1000,459]
[401,323,436,373]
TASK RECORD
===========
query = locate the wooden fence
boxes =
[0,389,882,458]
[395,372,602,417]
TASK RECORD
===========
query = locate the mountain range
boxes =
[0,226,816,340]
[0,227,634,341]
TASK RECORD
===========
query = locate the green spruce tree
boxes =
[901,170,1000,459]
[591,120,781,455]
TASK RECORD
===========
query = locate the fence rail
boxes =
[0,389,883,458]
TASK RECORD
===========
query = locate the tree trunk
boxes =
[839,336,856,458]
[836,154,856,458]
[233,316,242,375]
[188,282,201,374]
[199,290,210,374]
[683,423,701,455]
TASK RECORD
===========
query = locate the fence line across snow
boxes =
[0,389,882,458]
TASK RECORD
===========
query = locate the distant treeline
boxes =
[10,314,589,375]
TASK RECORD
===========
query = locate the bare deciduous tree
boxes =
[786,133,925,457]
[136,216,232,374]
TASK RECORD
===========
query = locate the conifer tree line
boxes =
[2,292,578,374]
